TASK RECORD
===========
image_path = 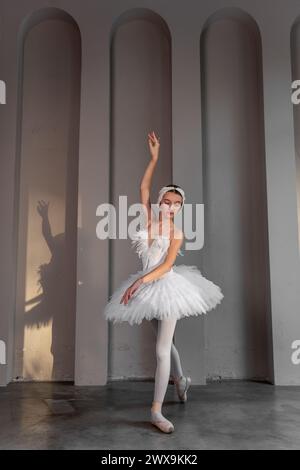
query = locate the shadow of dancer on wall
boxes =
[23,200,77,380]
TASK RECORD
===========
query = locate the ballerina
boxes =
[103,131,224,433]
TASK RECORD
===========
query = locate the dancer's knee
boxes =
[156,344,171,362]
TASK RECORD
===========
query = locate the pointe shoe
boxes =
[150,410,174,433]
[174,375,191,402]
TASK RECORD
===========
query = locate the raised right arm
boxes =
[140,131,160,226]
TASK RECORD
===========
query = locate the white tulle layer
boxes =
[103,264,224,326]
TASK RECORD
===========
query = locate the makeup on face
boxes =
[160,196,182,216]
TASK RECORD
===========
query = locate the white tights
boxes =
[150,318,183,404]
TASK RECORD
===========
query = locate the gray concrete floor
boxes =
[0,380,299,450]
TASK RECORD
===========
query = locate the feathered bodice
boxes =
[104,228,224,326]
[130,228,183,271]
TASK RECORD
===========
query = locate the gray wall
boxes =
[0,0,300,387]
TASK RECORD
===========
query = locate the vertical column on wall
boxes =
[200,10,272,382]
[261,20,300,385]
[0,12,18,386]
[290,18,300,383]
[291,19,300,254]
[0,7,32,386]
[74,11,110,386]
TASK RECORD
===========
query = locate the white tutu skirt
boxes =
[103,264,224,326]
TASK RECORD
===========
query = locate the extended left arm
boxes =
[142,233,184,283]
[141,242,181,286]
[120,234,184,305]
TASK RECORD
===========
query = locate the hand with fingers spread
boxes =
[120,278,144,305]
[37,199,50,219]
[148,130,160,162]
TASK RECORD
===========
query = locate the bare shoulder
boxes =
[169,227,184,251]
[172,227,184,241]
[164,227,184,265]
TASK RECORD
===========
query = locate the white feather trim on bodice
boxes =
[130,228,183,270]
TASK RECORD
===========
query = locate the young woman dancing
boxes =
[104,131,224,433]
